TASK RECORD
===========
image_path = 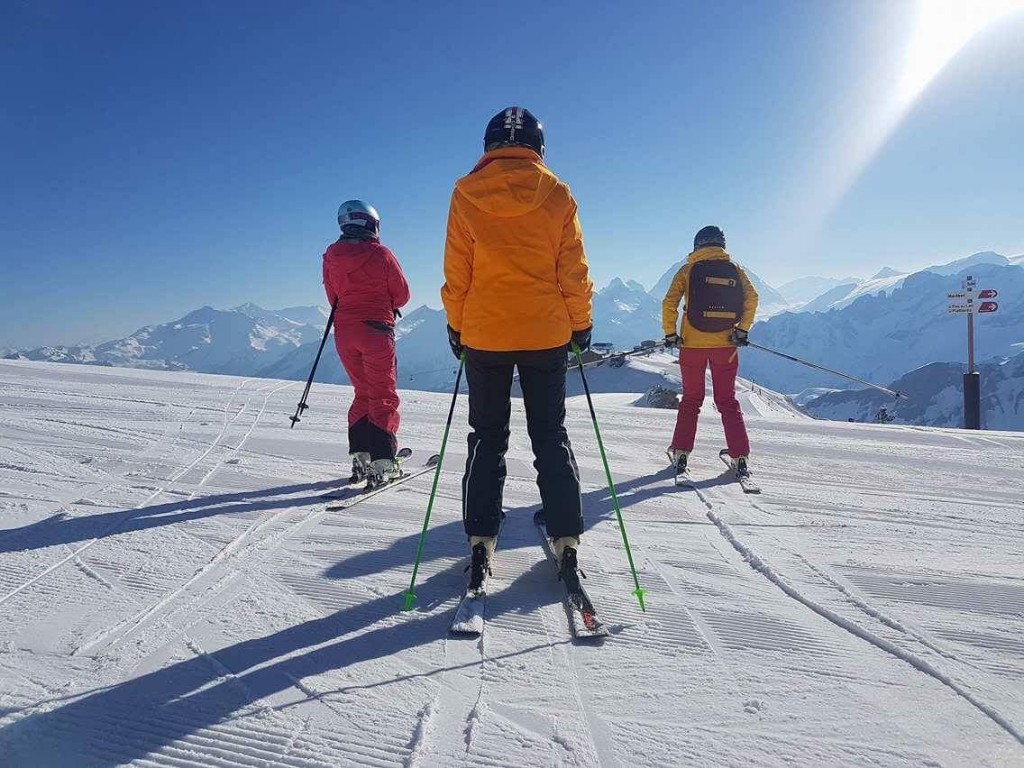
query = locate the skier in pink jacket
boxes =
[323,200,410,485]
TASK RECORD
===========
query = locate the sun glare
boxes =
[782,0,1023,253]
[897,0,1024,105]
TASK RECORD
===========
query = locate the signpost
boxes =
[946,275,998,429]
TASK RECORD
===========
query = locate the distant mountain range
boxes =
[5,250,1022,430]
[802,350,1024,430]
[744,258,1024,394]
[5,304,328,375]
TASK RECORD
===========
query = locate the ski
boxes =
[449,589,486,636]
[325,452,439,510]
[533,510,609,640]
[718,449,761,494]
[322,447,414,500]
[674,468,695,488]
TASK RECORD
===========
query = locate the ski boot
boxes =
[465,536,494,597]
[348,452,371,484]
[666,448,689,473]
[367,458,403,490]
[554,537,585,590]
[731,455,751,478]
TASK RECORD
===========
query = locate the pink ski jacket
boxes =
[323,240,410,327]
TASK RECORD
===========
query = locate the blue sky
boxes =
[2,1,1022,347]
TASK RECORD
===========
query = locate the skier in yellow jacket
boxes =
[662,226,758,476]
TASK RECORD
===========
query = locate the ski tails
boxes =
[449,591,486,636]
[534,510,609,640]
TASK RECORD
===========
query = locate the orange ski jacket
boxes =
[441,147,593,352]
[661,247,759,348]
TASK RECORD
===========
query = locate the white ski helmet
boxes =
[337,200,380,239]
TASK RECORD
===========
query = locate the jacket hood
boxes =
[687,246,732,264]
[455,147,559,217]
[324,239,380,275]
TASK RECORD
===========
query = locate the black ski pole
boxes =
[746,340,907,399]
[289,299,338,428]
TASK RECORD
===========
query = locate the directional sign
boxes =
[978,288,997,299]
[946,291,973,299]
[947,301,999,314]
[963,275,976,289]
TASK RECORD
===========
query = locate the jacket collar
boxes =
[472,146,544,173]
[687,246,731,263]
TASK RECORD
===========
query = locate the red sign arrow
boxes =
[978,288,997,299]
[978,301,998,313]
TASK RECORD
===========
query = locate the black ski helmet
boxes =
[337,200,380,240]
[693,225,725,250]
[483,106,544,156]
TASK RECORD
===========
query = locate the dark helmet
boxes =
[337,200,380,240]
[483,106,544,156]
[693,225,725,250]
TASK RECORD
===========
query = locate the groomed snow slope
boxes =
[0,360,1022,767]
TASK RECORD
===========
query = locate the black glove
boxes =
[664,333,680,349]
[569,326,592,353]
[729,327,749,347]
[447,324,463,359]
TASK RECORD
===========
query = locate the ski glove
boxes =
[729,328,749,347]
[447,325,463,360]
[664,333,681,349]
[569,326,592,354]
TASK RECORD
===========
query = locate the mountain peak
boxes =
[870,267,905,279]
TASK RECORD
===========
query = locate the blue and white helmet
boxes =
[337,200,380,239]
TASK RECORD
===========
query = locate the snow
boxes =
[1,360,1023,767]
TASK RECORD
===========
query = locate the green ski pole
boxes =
[572,344,647,612]
[403,356,464,611]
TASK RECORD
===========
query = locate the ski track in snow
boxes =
[0,377,269,607]
[1,358,1023,767]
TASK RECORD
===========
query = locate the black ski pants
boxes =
[462,347,583,540]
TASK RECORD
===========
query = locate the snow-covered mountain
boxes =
[259,305,461,393]
[5,304,324,375]
[796,268,908,314]
[923,250,1012,276]
[803,351,1024,430]
[776,275,858,305]
[744,260,1024,394]
[792,252,1012,315]
[590,278,664,348]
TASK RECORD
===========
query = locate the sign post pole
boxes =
[962,276,979,429]
[946,280,998,429]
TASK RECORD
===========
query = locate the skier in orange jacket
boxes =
[442,106,594,597]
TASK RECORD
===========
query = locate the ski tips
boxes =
[397,447,413,459]
[425,453,441,467]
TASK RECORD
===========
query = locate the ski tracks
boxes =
[0,377,262,607]
[692,479,1024,747]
